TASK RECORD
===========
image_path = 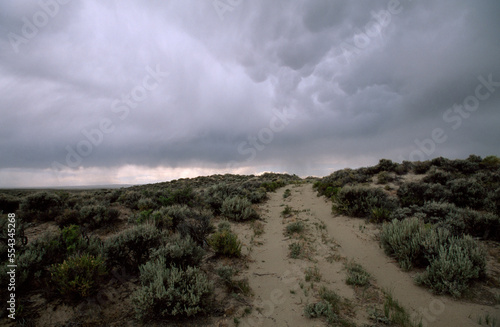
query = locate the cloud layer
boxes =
[1,0,499,187]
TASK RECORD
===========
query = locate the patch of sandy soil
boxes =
[244,183,499,326]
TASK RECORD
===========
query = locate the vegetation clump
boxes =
[221,196,259,221]
[133,258,213,320]
[50,253,107,298]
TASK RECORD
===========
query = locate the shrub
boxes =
[345,262,370,286]
[415,236,486,297]
[0,193,20,213]
[305,266,321,282]
[447,178,486,210]
[376,171,393,184]
[79,204,117,229]
[216,264,235,283]
[133,259,213,320]
[149,234,205,268]
[380,218,428,270]
[281,205,293,217]
[19,191,62,222]
[204,183,248,214]
[481,155,500,170]
[149,207,173,230]
[333,186,397,218]
[397,182,428,207]
[289,242,302,259]
[315,168,370,196]
[370,207,392,223]
[283,189,292,199]
[138,197,156,211]
[422,170,454,185]
[118,190,142,209]
[221,196,259,221]
[208,229,242,257]
[50,254,107,298]
[260,179,286,192]
[55,209,81,227]
[286,221,304,235]
[162,204,193,231]
[104,225,165,271]
[413,161,431,174]
[161,187,197,207]
[304,301,334,319]
[177,209,215,247]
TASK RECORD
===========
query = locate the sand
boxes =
[242,183,499,326]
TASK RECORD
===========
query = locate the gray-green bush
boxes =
[380,217,428,270]
[333,186,397,219]
[415,236,486,297]
[133,258,213,320]
[221,196,259,221]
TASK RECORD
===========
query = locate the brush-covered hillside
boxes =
[1,156,499,326]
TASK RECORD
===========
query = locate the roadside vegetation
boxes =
[0,173,300,325]
[314,155,500,298]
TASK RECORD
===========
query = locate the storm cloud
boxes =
[1,0,499,187]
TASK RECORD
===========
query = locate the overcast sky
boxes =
[0,0,499,187]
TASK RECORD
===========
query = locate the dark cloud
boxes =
[1,0,499,187]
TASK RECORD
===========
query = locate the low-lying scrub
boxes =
[133,258,213,320]
[381,218,486,296]
[333,186,397,219]
[50,253,107,298]
[221,196,259,221]
[208,229,242,257]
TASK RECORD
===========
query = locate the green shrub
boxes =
[208,230,242,257]
[397,182,428,207]
[345,262,370,286]
[286,221,305,235]
[380,218,428,270]
[370,207,393,223]
[133,259,213,320]
[177,209,215,246]
[376,171,393,184]
[413,161,431,174]
[415,236,486,297]
[304,301,335,319]
[289,242,302,259]
[149,207,173,230]
[260,180,286,192]
[305,266,321,282]
[161,187,197,207]
[149,234,205,268]
[221,196,259,221]
[216,264,235,283]
[204,183,248,214]
[138,197,156,211]
[333,186,397,218]
[19,191,62,222]
[79,204,117,229]
[118,190,142,209]
[281,205,293,217]
[447,178,486,210]
[55,209,81,227]
[103,225,165,271]
[481,155,500,170]
[422,170,454,185]
[50,254,107,298]
[283,188,292,199]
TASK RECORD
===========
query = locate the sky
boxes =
[0,0,499,188]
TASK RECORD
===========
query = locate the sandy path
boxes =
[244,184,499,327]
